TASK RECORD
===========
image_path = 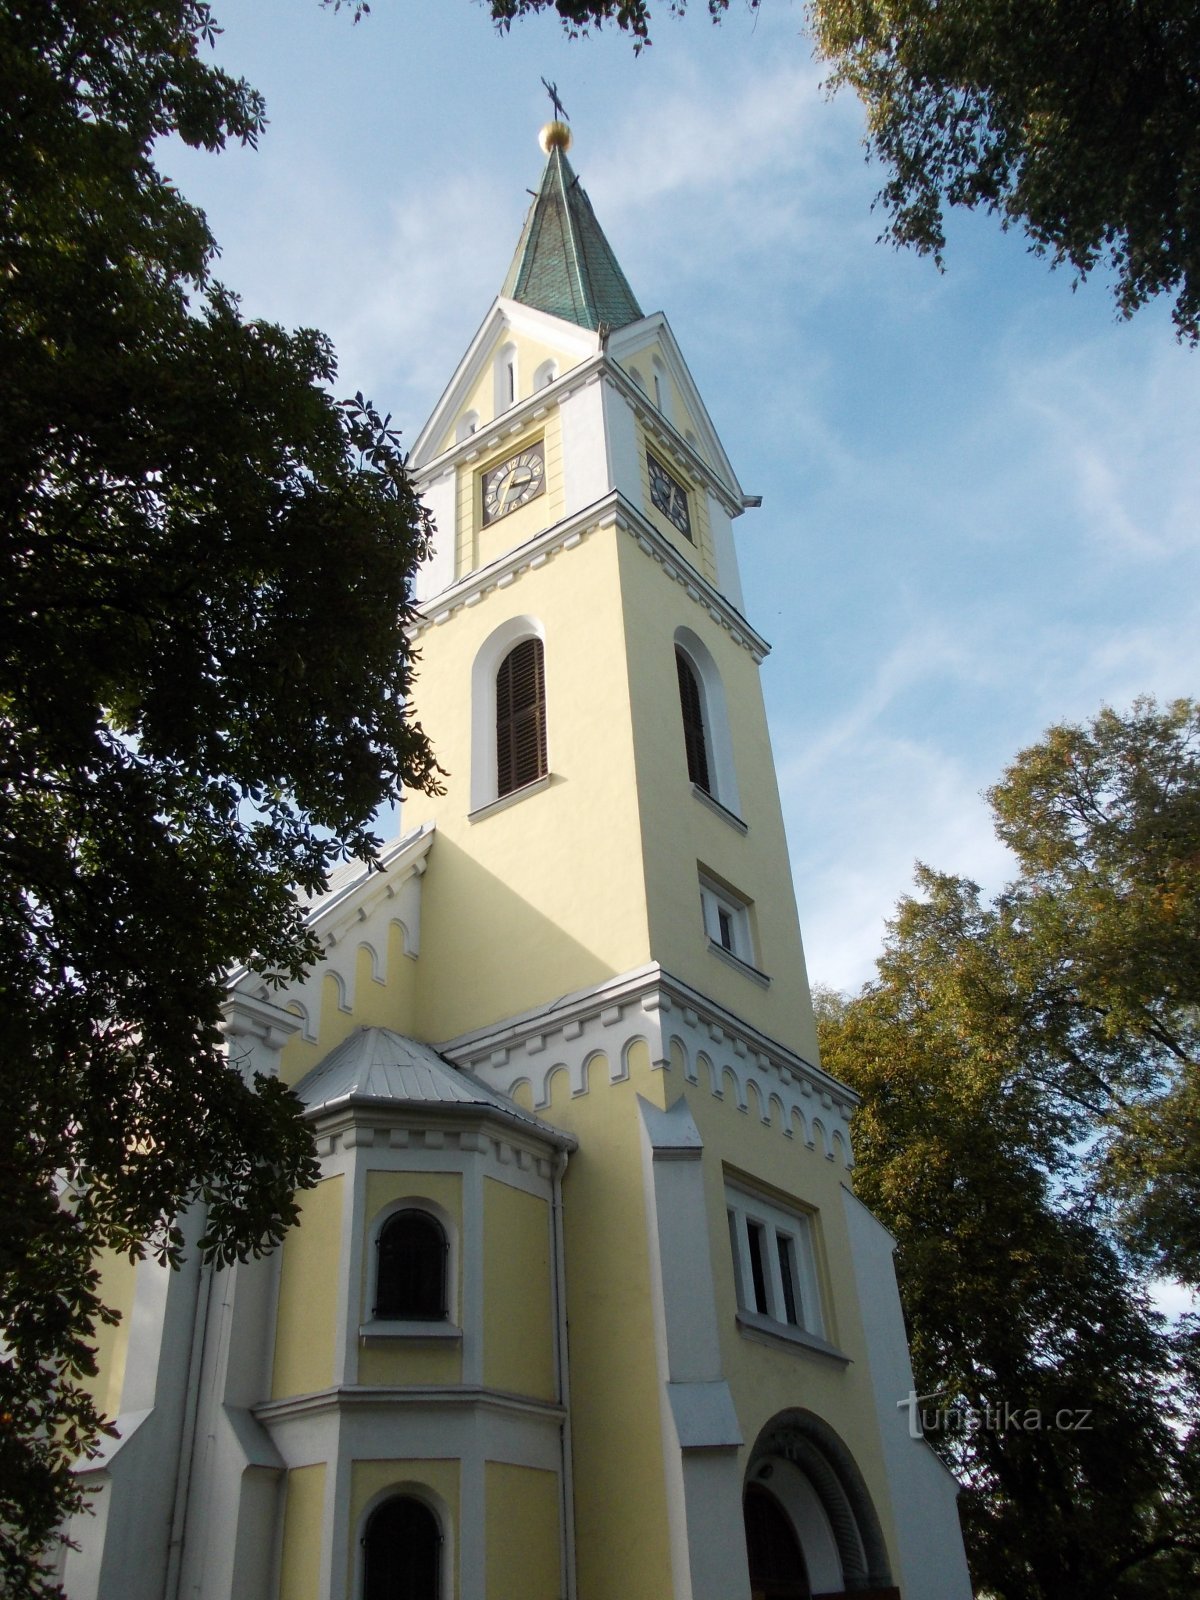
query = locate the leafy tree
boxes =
[815,696,1200,1596]
[489,0,1200,339]
[1,3,441,1590]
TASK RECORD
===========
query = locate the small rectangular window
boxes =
[747,1220,770,1315]
[726,1182,824,1338]
[777,1234,800,1326]
[699,873,755,967]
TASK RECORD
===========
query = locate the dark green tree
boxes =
[1,3,441,1590]
[489,0,1200,339]
[814,696,1200,1596]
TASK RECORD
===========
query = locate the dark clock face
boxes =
[647,453,692,540]
[482,441,546,524]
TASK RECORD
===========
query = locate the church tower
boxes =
[61,121,971,1600]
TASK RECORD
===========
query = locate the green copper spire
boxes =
[501,125,643,333]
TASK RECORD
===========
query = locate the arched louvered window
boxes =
[676,648,711,793]
[363,1495,441,1600]
[496,637,547,797]
[744,1485,811,1600]
[375,1210,447,1321]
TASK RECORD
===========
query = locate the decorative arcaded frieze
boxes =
[439,965,856,1168]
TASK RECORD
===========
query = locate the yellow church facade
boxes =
[62,123,972,1600]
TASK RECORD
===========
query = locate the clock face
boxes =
[647,453,692,540]
[482,440,546,525]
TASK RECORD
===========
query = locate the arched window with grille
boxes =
[676,648,711,793]
[496,637,547,797]
[375,1210,448,1321]
[363,1495,441,1600]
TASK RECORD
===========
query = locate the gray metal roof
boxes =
[501,145,643,332]
[293,1026,571,1145]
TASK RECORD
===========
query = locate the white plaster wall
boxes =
[559,378,610,516]
[415,470,457,602]
[707,493,745,613]
[841,1188,973,1600]
[602,379,643,509]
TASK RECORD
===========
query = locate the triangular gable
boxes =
[410,297,599,473]
[607,313,744,506]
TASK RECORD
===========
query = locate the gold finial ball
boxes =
[539,120,572,154]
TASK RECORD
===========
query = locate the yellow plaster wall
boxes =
[684,1083,902,1574]
[272,1174,343,1399]
[278,920,417,1090]
[350,1459,460,1599]
[482,1178,555,1400]
[484,1462,560,1600]
[279,1463,326,1600]
[537,1054,676,1600]
[616,534,819,1059]
[358,1171,463,1387]
[402,530,652,1042]
[80,1248,138,1420]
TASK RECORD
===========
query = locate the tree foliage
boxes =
[1,3,441,1589]
[490,0,1200,339]
[816,698,1200,1597]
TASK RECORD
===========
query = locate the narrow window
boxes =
[676,649,711,792]
[747,1220,770,1315]
[717,907,735,952]
[363,1495,441,1600]
[777,1234,800,1326]
[496,637,547,796]
[375,1211,447,1320]
[506,359,516,403]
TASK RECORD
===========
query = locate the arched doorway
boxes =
[743,1410,896,1598]
[744,1482,812,1599]
[362,1494,441,1600]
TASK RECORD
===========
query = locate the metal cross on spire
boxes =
[541,77,570,123]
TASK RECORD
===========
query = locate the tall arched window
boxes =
[363,1495,441,1600]
[496,637,547,796]
[744,1485,811,1600]
[375,1210,447,1321]
[676,648,711,793]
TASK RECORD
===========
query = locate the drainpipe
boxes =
[163,1213,214,1600]
[551,1149,577,1600]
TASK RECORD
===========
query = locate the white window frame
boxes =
[699,873,754,965]
[725,1182,824,1340]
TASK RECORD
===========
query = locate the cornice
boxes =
[409,490,770,664]
[256,1384,567,1427]
[438,962,857,1120]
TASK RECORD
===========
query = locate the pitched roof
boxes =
[293,1026,573,1147]
[501,144,643,333]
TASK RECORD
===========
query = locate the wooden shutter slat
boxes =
[676,649,711,792]
[497,638,547,796]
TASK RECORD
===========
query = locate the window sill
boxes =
[468,772,552,824]
[359,1320,463,1342]
[735,1310,849,1366]
[708,940,770,987]
[691,784,748,834]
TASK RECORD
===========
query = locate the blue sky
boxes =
[167,0,1200,998]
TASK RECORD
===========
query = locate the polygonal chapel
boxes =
[63,119,973,1600]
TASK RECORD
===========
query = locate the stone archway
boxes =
[744,1410,897,1597]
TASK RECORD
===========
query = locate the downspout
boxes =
[551,1149,578,1600]
[163,1212,214,1600]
